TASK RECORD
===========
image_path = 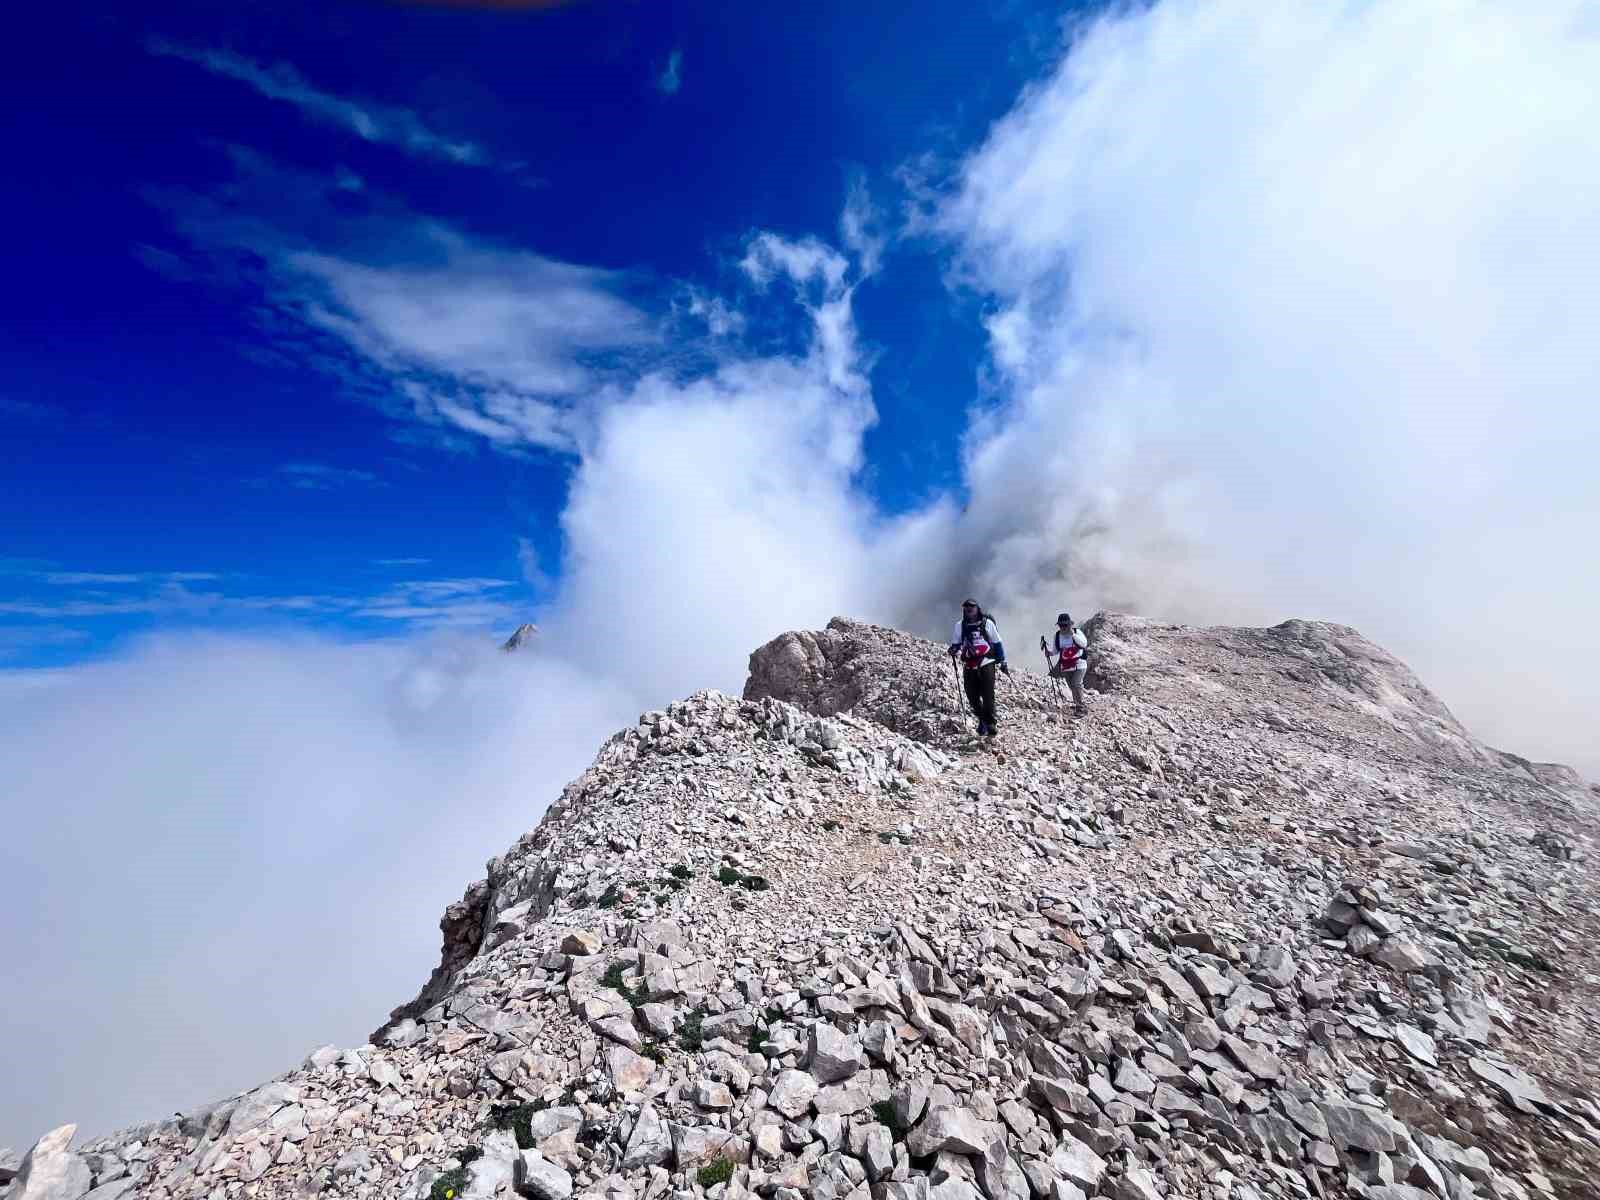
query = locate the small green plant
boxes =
[656,892,671,905]
[679,1006,706,1052]
[872,1100,903,1134]
[601,961,647,1008]
[596,886,621,910]
[640,1040,666,1064]
[715,865,772,890]
[697,1158,736,1189]
[487,1102,543,1150]
[747,1025,766,1053]
[763,1005,785,1027]
[822,819,843,832]
[458,1147,483,1167]
[669,863,693,880]
[430,1166,470,1200]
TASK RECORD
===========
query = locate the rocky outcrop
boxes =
[744,619,970,743]
[13,614,1597,1200]
[504,624,541,652]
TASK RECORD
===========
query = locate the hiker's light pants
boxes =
[1052,664,1087,707]
[963,662,998,728]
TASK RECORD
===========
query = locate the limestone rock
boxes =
[10,1126,90,1200]
[514,1151,573,1200]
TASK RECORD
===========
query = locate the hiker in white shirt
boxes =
[1043,612,1089,717]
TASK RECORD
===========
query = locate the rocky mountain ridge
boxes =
[5,614,1597,1200]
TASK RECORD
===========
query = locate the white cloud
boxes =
[147,40,490,166]
[657,50,683,96]
[740,233,851,293]
[839,176,887,277]
[0,625,88,659]
[680,288,746,338]
[284,233,655,451]
[936,0,1600,773]
[0,633,634,1143]
[0,575,522,635]
[517,538,550,592]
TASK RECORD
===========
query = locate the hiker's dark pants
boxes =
[963,662,998,728]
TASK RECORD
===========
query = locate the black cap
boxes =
[962,598,979,608]
[1056,612,1072,624]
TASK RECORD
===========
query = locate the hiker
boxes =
[1042,612,1088,717]
[949,599,1007,737]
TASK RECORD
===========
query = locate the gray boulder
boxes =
[9,1127,90,1200]
[514,1151,573,1200]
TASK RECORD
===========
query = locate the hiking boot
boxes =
[976,720,991,736]
[1073,706,1087,718]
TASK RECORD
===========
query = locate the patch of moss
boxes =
[669,863,693,880]
[740,875,770,891]
[596,886,621,910]
[715,865,743,886]
[697,1158,736,1189]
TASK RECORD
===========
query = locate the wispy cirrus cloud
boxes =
[36,571,220,585]
[1,571,525,634]
[0,625,89,659]
[146,40,491,167]
[656,50,683,96]
[356,576,525,629]
[145,151,661,455]
[272,462,384,490]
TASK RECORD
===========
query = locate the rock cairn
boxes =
[7,614,1598,1200]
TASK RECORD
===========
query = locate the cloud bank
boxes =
[0,635,635,1144]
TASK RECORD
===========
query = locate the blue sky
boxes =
[1,0,1070,665]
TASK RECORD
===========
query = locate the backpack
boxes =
[1054,629,1084,671]
[960,616,994,669]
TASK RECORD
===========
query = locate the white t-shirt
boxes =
[1050,626,1088,672]
[951,617,1002,667]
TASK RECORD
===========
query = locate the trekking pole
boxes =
[1041,638,1060,718]
[950,657,966,723]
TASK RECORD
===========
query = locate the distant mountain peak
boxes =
[501,623,539,652]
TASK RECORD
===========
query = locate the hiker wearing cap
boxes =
[1043,612,1088,717]
[949,599,1007,737]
